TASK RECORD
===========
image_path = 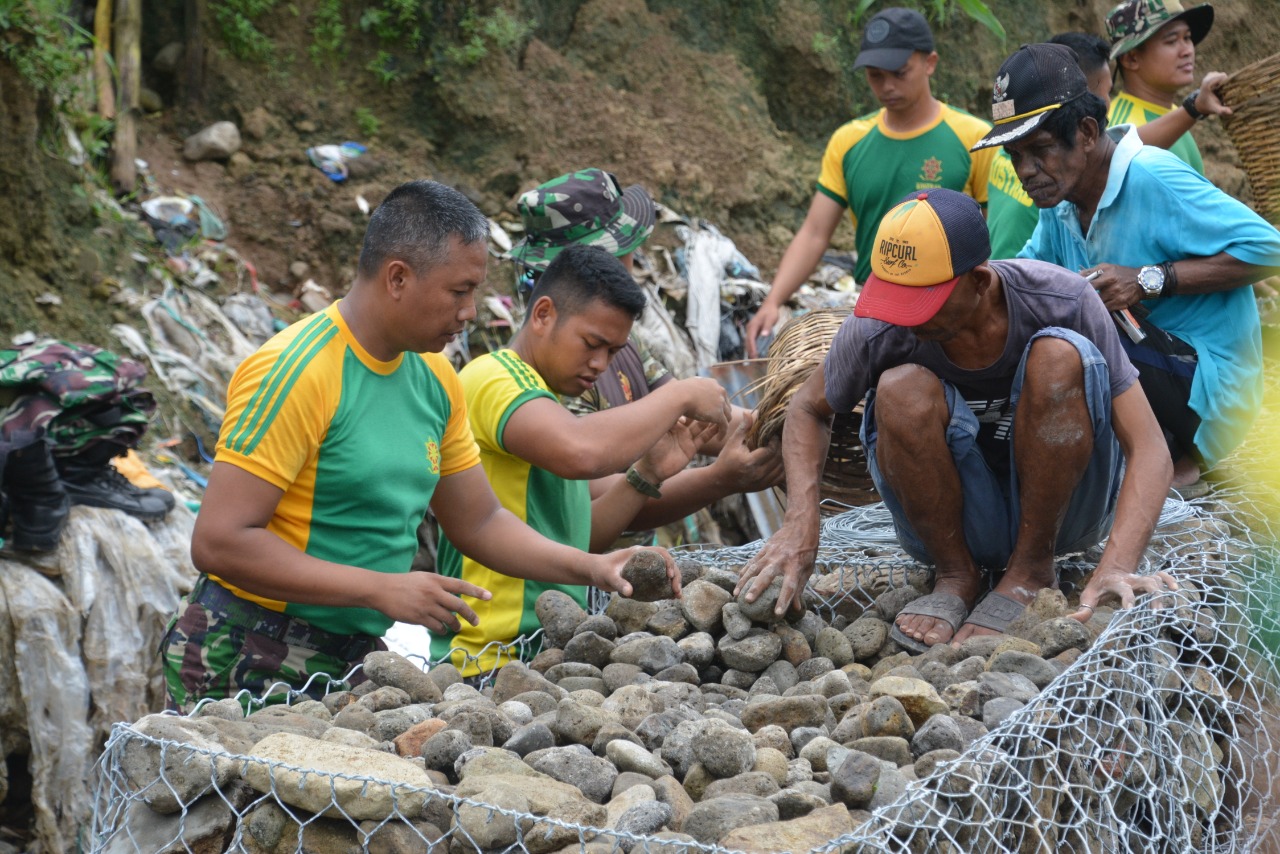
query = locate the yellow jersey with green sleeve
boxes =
[1108,91,1204,175]
[432,349,591,676]
[987,147,1039,260]
[211,301,480,637]
[817,103,997,283]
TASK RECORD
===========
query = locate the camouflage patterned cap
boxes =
[510,168,656,271]
[1106,0,1213,60]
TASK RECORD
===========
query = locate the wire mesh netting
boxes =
[90,373,1280,853]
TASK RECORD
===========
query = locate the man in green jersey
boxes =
[744,6,997,357]
[433,244,733,675]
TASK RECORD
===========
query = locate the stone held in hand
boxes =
[623,550,678,602]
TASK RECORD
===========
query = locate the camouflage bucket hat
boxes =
[511,168,656,271]
[1106,0,1214,60]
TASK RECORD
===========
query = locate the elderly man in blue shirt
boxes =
[970,43,1280,496]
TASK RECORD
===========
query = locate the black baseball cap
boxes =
[970,43,1089,151]
[853,7,935,71]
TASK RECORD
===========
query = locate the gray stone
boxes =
[861,695,915,740]
[616,800,673,837]
[829,750,882,809]
[183,121,241,161]
[498,700,532,727]
[987,650,1060,688]
[976,670,1040,704]
[721,602,754,640]
[622,549,678,601]
[843,616,890,661]
[735,577,783,623]
[911,714,964,757]
[607,595,660,635]
[868,765,909,810]
[870,587,923,622]
[869,676,948,728]
[680,580,733,633]
[555,698,621,746]
[752,725,794,758]
[816,669,853,699]
[741,695,829,733]
[657,719,702,779]
[455,772,606,852]
[956,634,1008,660]
[511,690,559,717]
[559,676,608,695]
[677,632,716,668]
[536,590,589,649]
[647,606,690,640]
[769,788,830,820]
[455,746,538,782]
[612,635,685,674]
[761,659,799,694]
[682,795,779,845]
[790,726,827,754]
[362,651,442,704]
[602,684,663,728]
[814,627,854,667]
[545,661,604,683]
[951,715,989,750]
[635,708,699,751]
[104,792,235,854]
[722,668,758,690]
[242,732,436,820]
[776,625,813,666]
[652,774,696,831]
[948,655,987,684]
[613,771,654,799]
[564,631,617,669]
[655,662,700,684]
[602,662,649,693]
[503,721,555,757]
[593,721,647,756]
[785,758,815,786]
[1027,615,1091,657]
[421,729,471,776]
[606,738,672,778]
[914,748,962,780]
[718,629,783,672]
[692,723,756,778]
[704,771,781,799]
[748,675,780,698]
[526,744,618,803]
[797,656,834,682]
[982,697,1026,729]
[798,736,843,773]
[576,614,619,641]
[443,710,492,747]
[491,661,563,705]
[848,736,912,767]
[120,716,236,814]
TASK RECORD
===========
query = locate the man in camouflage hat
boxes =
[510,169,782,547]
[1107,0,1216,174]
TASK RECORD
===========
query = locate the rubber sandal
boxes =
[961,590,1027,634]
[888,591,970,654]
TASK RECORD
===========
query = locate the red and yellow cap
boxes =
[853,188,990,327]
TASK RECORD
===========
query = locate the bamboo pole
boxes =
[110,0,139,193]
[93,0,115,119]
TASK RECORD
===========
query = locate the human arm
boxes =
[191,462,493,633]
[732,365,836,614]
[431,463,682,597]
[1134,73,1232,149]
[614,411,785,530]
[1069,384,1177,619]
[696,404,752,457]
[744,192,846,358]
[1084,253,1278,310]
[503,377,730,480]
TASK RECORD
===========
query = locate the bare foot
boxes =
[1171,454,1201,488]
[894,567,982,648]
[950,567,1055,646]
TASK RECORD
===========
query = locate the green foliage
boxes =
[365,49,401,84]
[441,7,534,69]
[359,0,422,47]
[354,106,381,137]
[212,0,281,63]
[811,32,840,57]
[848,0,1005,43]
[0,0,89,96]
[309,0,347,62]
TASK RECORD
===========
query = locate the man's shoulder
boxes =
[937,102,993,140]
[992,259,1089,299]
[826,112,883,153]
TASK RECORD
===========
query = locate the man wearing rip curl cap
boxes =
[735,187,1176,651]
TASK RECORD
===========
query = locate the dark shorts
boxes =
[160,576,384,713]
[862,327,1124,570]
[1122,309,1200,461]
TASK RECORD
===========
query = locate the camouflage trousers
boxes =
[160,576,384,713]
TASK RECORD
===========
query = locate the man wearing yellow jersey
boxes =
[161,182,678,711]
[433,245,733,675]
[745,6,997,357]
[1107,0,1215,174]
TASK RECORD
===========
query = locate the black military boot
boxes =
[4,439,71,551]
[57,443,175,522]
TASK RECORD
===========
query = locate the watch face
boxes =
[1139,266,1164,296]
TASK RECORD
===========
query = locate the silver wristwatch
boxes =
[1137,265,1165,298]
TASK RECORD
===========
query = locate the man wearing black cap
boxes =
[744,7,997,357]
[735,188,1176,651]
[974,43,1280,498]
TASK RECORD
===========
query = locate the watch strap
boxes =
[1160,261,1178,297]
[1182,89,1205,121]
[625,466,663,499]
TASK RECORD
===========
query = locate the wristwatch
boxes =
[1183,88,1205,121]
[1137,265,1166,299]
[625,466,663,499]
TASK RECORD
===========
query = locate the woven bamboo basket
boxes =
[746,307,878,508]
[1219,51,1280,224]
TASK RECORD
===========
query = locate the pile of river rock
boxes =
[112,552,1213,854]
